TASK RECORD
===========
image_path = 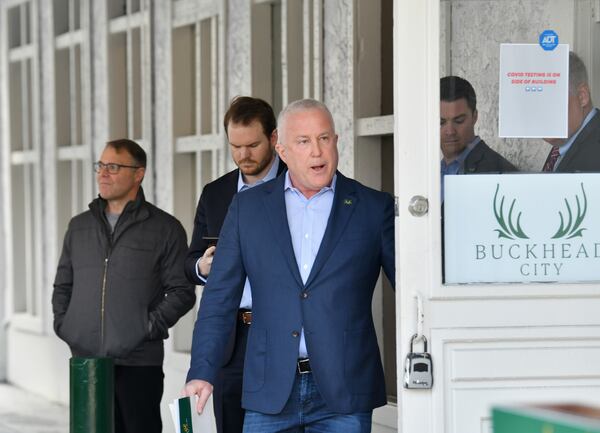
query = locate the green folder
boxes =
[493,404,600,433]
[168,394,215,432]
[178,396,194,433]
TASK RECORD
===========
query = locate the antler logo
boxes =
[492,183,589,240]
[551,183,587,239]
[493,184,529,240]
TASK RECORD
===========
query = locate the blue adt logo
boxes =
[539,30,559,51]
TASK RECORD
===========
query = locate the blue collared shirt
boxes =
[196,154,280,309]
[237,154,281,193]
[554,108,598,171]
[440,136,481,201]
[284,172,336,358]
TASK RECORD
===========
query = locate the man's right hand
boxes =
[198,245,216,276]
[181,379,214,414]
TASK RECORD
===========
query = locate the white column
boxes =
[227,0,251,98]
[153,0,174,212]
[39,0,58,333]
[323,0,355,176]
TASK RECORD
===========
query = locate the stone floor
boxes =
[0,383,68,433]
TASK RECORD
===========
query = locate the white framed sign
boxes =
[445,174,600,284]
[498,43,569,138]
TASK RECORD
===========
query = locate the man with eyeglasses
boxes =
[52,139,196,433]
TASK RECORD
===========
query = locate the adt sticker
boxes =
[539,30,559,51]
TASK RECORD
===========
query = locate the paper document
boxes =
[168,395,216,433]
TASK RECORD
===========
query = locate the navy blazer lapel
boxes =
[263,175,304,288]
[227,169,240,197]
[305,173,358,288]
[462,141,485,173]
[558,110,600,171]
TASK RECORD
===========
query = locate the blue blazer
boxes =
[187,172,395,414]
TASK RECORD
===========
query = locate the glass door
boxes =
[394,1,600,431]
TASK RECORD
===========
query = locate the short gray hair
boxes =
[277,99,335,143]
[569,51,589,93]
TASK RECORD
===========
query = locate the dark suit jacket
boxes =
[187,172,395,414]
[184,159,286,366]
[462,140,517,174]
[184,159,287,285]
[554,110,600,172]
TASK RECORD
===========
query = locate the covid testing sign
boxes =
[498,43,569,138]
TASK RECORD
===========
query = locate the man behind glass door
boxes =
[542,52,600,172]
[440,76,517,201]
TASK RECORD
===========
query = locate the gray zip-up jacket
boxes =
[52,188,196,365]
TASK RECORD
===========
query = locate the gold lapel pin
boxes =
[344,199,353,205]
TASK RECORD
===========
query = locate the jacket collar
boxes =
[90,187,146,213]
[89,187,150,240]
[305,172,357,288]
[262,174,304,287]
[462,139,486,173]
[262,171,357,288]
[558,109,599,171]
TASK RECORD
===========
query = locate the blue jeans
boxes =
[243,372,372,433]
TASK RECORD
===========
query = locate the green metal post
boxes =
[70,357,114,433]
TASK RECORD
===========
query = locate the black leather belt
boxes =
[238,309,252,325]
[297,358,311,374]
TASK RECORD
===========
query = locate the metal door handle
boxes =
[408,195,429,217]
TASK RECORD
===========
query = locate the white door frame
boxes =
[393,1,600,432]
[0,240,5,381]
[394,2,441,432]
[0,281,5,382]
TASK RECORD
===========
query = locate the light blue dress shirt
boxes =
[283,172,336,358]
[554,108,598,171]
[196,154,281,309]
[440,136,481,201]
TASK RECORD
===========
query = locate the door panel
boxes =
[435,326,600,432]
[394,1,600,432]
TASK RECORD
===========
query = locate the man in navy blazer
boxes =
[183,99,395,432]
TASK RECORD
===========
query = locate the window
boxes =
[251,0,323,113]
[54,0,92,238]
[106,0,153,194]
[171,2,225,352]
[2,0,43,330]
[107,0,147,140]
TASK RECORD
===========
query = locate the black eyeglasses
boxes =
[93,161,141,174]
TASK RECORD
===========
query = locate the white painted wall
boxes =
[7,329,70,402]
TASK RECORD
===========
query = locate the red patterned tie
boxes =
[542,146,560,172]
